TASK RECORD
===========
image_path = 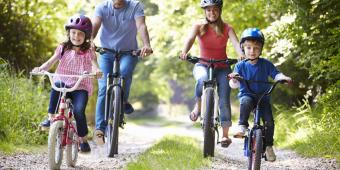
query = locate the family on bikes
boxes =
[31,0,292,166]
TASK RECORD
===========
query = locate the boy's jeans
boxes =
[48,82,89,137]
[239,95,275,146]
[95,51,138,132]
[193,63,232,128]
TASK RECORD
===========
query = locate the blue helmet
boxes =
[240,28,265,47]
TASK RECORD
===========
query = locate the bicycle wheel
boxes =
[248,129,263,170]
[48,120,64,170]
[106,86,122,157]
[66,121,78,167]
[202,88,215,157]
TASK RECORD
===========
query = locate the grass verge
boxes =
[274,104,340,162]
[125,135,211,170]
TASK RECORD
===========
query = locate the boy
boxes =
[229,28,292,161]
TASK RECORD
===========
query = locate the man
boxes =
[92,0,153,144]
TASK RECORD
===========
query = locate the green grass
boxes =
[0,63,49,154]
[274,103,340,162]
[125,135,211,170]
[0,141,46,155]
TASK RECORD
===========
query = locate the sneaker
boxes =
[265,146,276,162]
[39,119,51,131]
[94,129,105,145]
[124,103,134,114]
[233,125,247,138]
[79,142,91,153]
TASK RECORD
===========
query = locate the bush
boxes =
[275,86,340,161]
[0,60,48,150]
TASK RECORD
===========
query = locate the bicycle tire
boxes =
[65,121,78,167]
[48,120,64,170]
[106,86,122,157]
[203,88,215,157]
[248,129,263,170]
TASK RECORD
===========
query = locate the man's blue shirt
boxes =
[94,0,144,50]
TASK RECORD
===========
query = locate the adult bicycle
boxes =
[30,71,96,169]
[183,56,237,157]
[95,47,141,157]
[231,74,288,170]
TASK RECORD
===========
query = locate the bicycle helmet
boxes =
[200,0,223,8]
[65,15,92,37]
[240,28,265,47]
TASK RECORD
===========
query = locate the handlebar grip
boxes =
[277,79,289,84]
[186,56,199,64]
[30,72,45,76]
[226,59,238,66]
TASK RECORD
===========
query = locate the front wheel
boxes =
[66,121,78,167]
[106,86,122,157]
[202,88,215,157]
[248,129,263,170]
[48,120,64,170]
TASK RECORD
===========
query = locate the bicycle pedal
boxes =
[119,121,126,129]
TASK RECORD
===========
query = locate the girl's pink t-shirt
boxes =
[53,44,95,95]
[198,23,230,68]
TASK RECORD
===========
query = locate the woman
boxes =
[180,0,244,147]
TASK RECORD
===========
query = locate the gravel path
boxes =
[0,115,338,170]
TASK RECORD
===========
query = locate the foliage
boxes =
[0,60,48,149]
[0,0,339,160]
[0,0,63,71]
[269,0,340,102]
[126,135,211,170]
[275,86,340,160]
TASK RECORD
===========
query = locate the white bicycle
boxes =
[30,71,95,169]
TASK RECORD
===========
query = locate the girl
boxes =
[32,15,101,152]
[180,0,245,148]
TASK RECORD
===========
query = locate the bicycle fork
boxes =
[200,85,220,144]
[213,87,221,144]
[104,74,125,126]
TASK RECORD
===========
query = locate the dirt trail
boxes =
[0,115,338,170]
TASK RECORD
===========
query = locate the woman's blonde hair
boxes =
[199,17,225,37]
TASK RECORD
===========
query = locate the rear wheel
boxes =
[48,120,64,170]
[248,129,263,170]
[203,88,215,157]
[106,86,121,157]
[66,121,78,167]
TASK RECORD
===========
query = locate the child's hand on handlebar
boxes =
[228,73,241,89]
[91,68,103,79]
[31,67,43,73]
[228,72,240,79]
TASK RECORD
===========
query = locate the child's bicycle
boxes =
[95,47,141,157]
[30,71,96,169]
[182,56,237,157]
[231,74,288,170]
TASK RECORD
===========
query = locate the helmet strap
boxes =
[206,17,217,24]
[247,57,259,61]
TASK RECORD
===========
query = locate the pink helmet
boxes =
[65,15,92,36]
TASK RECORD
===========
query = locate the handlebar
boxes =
[231,74,288,96]
[184,56,238,66]
[95,46,142,57]
[30,71,96,93]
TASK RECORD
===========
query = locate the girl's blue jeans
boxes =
[95,51,138,132]
[48,82,89,137]
[193,63,232,128]
[239,95,275,146]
